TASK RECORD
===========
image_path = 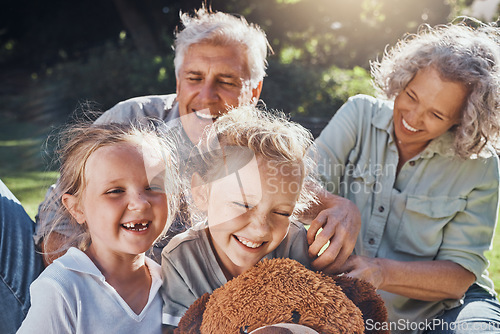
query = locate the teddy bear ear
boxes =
[176,293,211,333]
[333,275,389,334]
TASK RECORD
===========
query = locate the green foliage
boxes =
[0,0,125,68]
[448,0,477,19]
[5,43,374,126]
[261,60,375,118]
[7,42,176,126]
[241,0,451,68]
[40,42,176,117]
[0,0,463,125]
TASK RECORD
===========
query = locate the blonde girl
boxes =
[18,121,181,333]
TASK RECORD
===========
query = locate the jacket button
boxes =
[378,206,385,213]
[368,238,375,245]
[409,161,415,166]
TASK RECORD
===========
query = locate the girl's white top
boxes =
[17,247,163,334]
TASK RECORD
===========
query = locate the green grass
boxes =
[486,227,500,294]
[0,117,57,218]
[0,117,59,218]
[2,171,59,218]
[0,120,56,173]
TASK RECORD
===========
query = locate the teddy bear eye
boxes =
[239,325,249,334]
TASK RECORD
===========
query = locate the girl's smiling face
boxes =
[63,142,170,260]
[193,155,303,279]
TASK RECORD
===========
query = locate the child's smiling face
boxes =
[193,154,304,278]
[64,142,170,259]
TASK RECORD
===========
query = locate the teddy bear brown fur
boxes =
[176,258,388,333]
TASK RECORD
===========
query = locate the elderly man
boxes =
[0,7,359,333]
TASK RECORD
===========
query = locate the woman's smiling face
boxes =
[393,66,467,156]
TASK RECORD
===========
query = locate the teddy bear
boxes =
[175,258,388,333]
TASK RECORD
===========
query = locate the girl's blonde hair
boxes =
[195,105,318,217]
[41,121,181,262]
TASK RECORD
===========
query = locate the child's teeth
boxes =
[236,236,263,248]
[122,222,148,230]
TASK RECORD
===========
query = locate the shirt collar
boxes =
[370,99,458,159]
[371,98,394,132]
[420,132,456,159]
[165,100,180,122]
[55,247,161,280]
[165,100,195,148]
[55,247,104,279]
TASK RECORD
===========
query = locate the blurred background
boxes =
[0,0,498,216]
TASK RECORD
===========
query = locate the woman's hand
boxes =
[305,190,361,273]
[339,255,385,288]
[339,255,475,301]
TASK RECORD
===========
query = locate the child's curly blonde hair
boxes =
[195,105,319,217]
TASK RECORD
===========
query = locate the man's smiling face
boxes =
[176,43,259,144]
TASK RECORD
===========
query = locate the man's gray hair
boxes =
[174,7,271,89]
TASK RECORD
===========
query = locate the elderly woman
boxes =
[309,21,500,333]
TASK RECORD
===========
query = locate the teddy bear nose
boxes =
[291,310,301,323]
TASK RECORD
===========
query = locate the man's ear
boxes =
[191,173,209,211]
[251,81,263,104]
[62,193,86,225]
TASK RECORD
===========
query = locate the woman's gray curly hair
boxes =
[371,19,500,158]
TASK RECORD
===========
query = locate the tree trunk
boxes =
[112,0,159,54]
